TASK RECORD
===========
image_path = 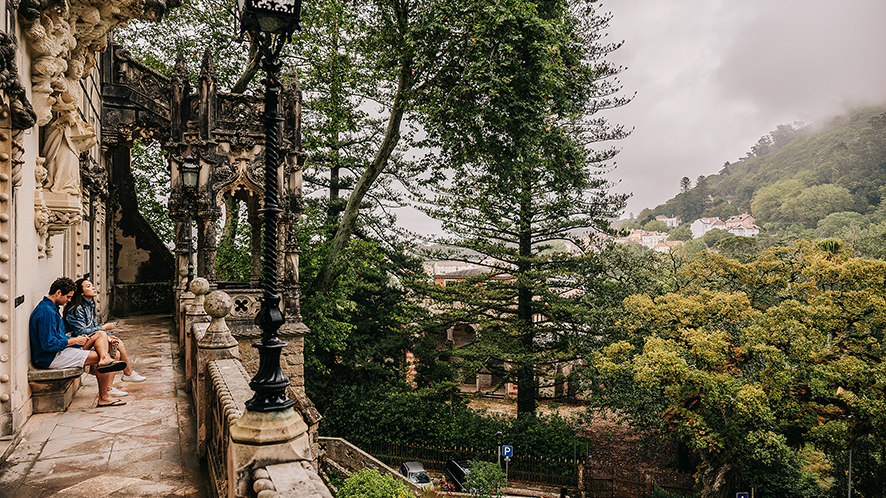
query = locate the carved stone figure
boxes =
[41,93,96,195]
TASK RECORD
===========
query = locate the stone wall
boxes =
[180,280,329,498]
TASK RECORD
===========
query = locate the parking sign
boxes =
[502,445,514,458]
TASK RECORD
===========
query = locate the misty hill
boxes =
[637,105,886,237]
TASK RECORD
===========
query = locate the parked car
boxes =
[399,461,432,489]
[443,458,472,492]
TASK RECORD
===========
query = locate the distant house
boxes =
[690,217,727,239]
[641,231,670,249]
[724,213,761,237]
[614,229,670,250]
[690,213,761,239]
[655,215,681,229]
[653,240,686,253]
[433,266,511,286]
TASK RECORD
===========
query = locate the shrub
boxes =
[337,469,411,498]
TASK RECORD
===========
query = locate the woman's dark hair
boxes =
[63,277,89,323]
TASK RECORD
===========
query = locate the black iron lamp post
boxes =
[237,0,300,412]
[179,155,201,286]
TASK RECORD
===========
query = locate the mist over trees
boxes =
[637,106,886,254]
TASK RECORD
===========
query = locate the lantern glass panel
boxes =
[238,0,301,34]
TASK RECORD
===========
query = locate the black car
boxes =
[444,458,472,492]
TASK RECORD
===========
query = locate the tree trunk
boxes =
[312,50,414,294]
[231,40,261,94]
[699,453,733,498]
[516,177,536,417]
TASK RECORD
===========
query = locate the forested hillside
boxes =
[636,105,886,250]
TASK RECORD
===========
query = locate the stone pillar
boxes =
[199,212,219,288]
[178,273,194,346]
[279,318,321,462]
[196,290,239,457]
[230,405,311,498]
[185,278,211,393]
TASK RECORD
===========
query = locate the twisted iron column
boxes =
[245,34,296,412]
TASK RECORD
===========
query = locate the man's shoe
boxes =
[122,372,146,382]
[108,387,129,396]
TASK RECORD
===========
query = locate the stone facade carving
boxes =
[80,152,108,199]
[18,0,178,126]
[0,32,37,131]
[0,32,37,190]
[41,92,96,194]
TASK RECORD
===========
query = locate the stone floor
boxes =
[0,315,209,497]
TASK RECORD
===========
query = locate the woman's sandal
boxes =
[97,399,126,408]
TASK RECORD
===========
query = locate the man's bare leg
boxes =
[96,371,117,405]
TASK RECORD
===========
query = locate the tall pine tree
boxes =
[409,0,630,416]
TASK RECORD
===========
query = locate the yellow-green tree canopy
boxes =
[594,242,886,497]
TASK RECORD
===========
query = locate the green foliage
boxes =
[130,140,173,246]
[215,202,253,283]
[642,107,886,241]
[116,0,250,89]
[408,0,629,416]
[316,384,588,461]
[297,205,428,377]
[815,211,870,240]
[667,224,692,242]
[337,469,411,498]
[701,228,731,247]
[643,220,669,232]
[464,460,505,498]
[594,242,886,496]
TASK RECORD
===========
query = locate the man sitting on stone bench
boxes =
[29,277,128,408]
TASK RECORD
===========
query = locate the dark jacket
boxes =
[29,297,69,368]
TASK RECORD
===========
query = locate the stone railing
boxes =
[178,278,327,498]
[318,437,424,495]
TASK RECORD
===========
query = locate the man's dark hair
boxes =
[48,277,76,296]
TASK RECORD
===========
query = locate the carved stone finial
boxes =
[189,277,210,314]
[199,290,238,349]
[173,52,188,83]
[205,290,231,318]
[199,48,216,82]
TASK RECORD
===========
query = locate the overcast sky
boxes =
[601,0,886,219]
[398,0,886,234]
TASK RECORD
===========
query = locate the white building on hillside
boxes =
[690,217,727,239]
[655,215,681,229]
[724,213,761,237]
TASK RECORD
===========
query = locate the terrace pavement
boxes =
[0,314,210,497]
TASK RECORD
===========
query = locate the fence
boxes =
[352,440,695,497]
[582,468,694,497]
[354,440,580,488]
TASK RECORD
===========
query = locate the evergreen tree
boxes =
[409,0,629,416]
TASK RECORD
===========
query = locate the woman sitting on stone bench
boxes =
[65,278,147,398]
[29,277,127,408]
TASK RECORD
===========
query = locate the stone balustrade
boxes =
[178,279,329,498]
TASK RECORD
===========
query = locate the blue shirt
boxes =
[65,299,103,337]
[29,296,69,368]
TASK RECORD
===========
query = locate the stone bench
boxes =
[27,366,84,413]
